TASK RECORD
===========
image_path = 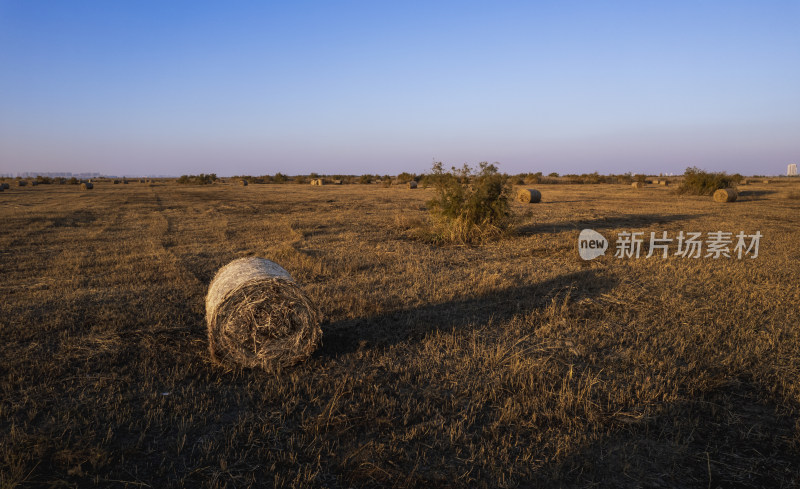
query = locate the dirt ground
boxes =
[2,180,799,488]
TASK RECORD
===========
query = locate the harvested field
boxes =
[1,181,799,488]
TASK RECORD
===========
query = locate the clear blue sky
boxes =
[1,1,798,176]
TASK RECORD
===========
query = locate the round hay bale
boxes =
[31,181,39,186]
[123,179,129,184]
[205,257,322,369]
[17,180,27,187]
[631,182,645,188]
[1,183,8,190]
[80,182,93,190]
[762,179,770,184]
[659,180,668,186]
[310,179,318,186]
[239,179,248,186]
[333,179,343,185]
[517,188,541,203]
[113,180,120,184]
[713,188,737,203]
[407,181,418,189]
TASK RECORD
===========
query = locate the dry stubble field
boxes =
[1,180,800,488]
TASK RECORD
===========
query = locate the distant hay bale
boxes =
[762,179,770,184]
[1,183,8,190]
[205,257,322,370]
[713,188,737,203]
[659,180,668,186]
[516,188,541,203]
[407,181,418,189]
[631,182,645,189]
[123,179,128,184]
[80,182,93,190]
[333,179,343,185]
[239,179,248,186]
[113,180,120,184]
[310,179,318,186]
[31,181,39,186]
[17,180,27,187]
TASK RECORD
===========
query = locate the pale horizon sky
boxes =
[1,1,798,177]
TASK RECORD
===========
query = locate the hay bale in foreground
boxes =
[517,188,541,203]
[631,182,645,188]
[80,182,93,190]
[205,257,322,370]
[407,181,418,189]
[713,188,737,203]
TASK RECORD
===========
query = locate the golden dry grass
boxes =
[1,180,799,488]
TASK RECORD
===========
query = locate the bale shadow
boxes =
[317,269,618,359]
[518,213,698,236]
[532,383,800,488]
[737,189,777,201]
[49,209,98,228]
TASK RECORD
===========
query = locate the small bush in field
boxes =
[679,167,741,195]
[423,161,512,244]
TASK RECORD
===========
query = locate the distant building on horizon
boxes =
[789,164,798,176]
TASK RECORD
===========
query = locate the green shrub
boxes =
[396,172,415,184]
[616,173,634,184]
[424,161,512,244]
[177,173,217,185]
[678,167,740,195]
